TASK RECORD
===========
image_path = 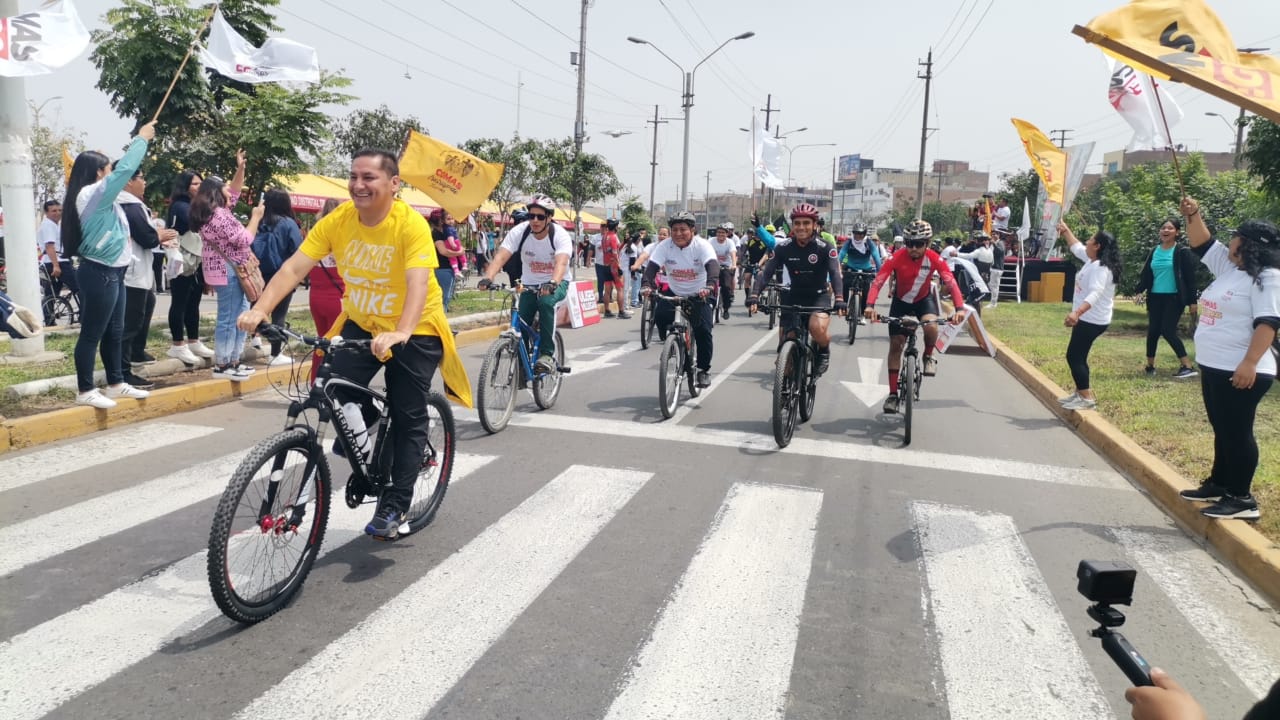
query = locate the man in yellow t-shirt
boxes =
[238,149,471,540]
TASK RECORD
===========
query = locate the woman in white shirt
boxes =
[1056,221,1121,411]
[1176,197,1279,520]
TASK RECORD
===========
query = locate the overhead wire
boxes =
[654,0,755,108]
[935,0,997,75]
[680,0,767,99]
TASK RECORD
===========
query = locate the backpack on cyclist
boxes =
[502,223,537,279]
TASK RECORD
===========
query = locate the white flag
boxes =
[748,116,785,190]
[1107,59,1183,152]
[199,10,319,84]
[0,1,89,77]
[1017,197,1030,243]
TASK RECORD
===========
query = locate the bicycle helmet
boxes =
[851,221,868,235]
[668,210,697,228]
[606,218,620,230]
[527,194,556,215]
[789,202,819,221]
[723,221,735,233]
[902,219,933,242]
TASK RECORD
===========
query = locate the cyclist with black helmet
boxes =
[478,194,573,375]
[864,219,968,414]
[746,203,845,375]
[711,222,739,318]
[839,221,883,326]
[640,211,720,388]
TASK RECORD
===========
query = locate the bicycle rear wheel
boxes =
[658,333,683,419]
[798,347,817,423]
[402,392,455,533]
[847,294,861,345]
[772,341,801,447]
[901,354,916,445]
[532,331,565,410]
[43,295,74,328]
[767,289,778,330]
[207,428,331,624]
[477,338,518,434]
[639,298,654,349]
[684,327,701,398]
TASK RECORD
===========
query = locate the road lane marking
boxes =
[912,502,1111,720]
[233,464,652,720]
[671,329,775,424]
[0,454,496,720]
[567,340,642,375]
[603,482,822,719]
[841,380,888,409]
[0,423,222,494]
[857,355,885,384]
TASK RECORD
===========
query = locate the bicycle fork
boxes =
[258,454,315,535]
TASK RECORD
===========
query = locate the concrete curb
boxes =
[0,318,506,455]
[988,335,1280,604]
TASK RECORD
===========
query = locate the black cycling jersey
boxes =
[744,238,769,265]
[752,236,843,300]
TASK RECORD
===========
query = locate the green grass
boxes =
[447,288,507,317]
[983,300,1280,542]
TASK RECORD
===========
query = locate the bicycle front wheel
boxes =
[772,341,801,447]
[533,331,565,410]
[207,428,331,624]
[658,333,683,419]
[403,392,455,533]
[477,338,518,434]
[848,295,861,345]
[767,290,778,330]
[902,354,916,446]
[799,347,817,423]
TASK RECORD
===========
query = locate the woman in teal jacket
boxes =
[60,120,156,409]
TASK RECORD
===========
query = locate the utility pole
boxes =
[760,94,778,210]
[705,170,712,227]
[935,169,944,203]
[515,71,523,137]
[572,0,589,153]
[1050,128,1073,149]
[914,49,933,219]
[1234,108,1247,171]
[646,105,668,220]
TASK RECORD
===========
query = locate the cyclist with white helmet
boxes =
[478,194,573,375]
[839,221,883,325]
[711,222,739,318]
[640,211,720,387]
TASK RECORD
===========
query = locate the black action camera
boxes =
[1077,560,1153,687]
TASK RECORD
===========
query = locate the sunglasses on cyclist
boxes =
[904,240,927,248]
[528,213,549,221]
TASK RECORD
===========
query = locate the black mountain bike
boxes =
[761,282,783,330]
[638,291,659,349]
[654,294,704,418]
[880,315,945,446]
[762,303,829,448]
[40,264,79,328]
[207,324,455,624]
[842,270,876,345]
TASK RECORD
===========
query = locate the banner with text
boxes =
[0,1,89,77]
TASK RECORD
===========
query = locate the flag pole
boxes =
[151,3,220,123]
[1149,74,1186,197]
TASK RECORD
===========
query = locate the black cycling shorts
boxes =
[780,290,831,335]
[888,295,940,337]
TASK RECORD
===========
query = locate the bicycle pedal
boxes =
[557,366,571,374]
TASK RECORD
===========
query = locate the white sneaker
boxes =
[235,363,257,374]
[104,383,150,400]
[167,345,201,365]
[268,354,293,367]
[250,337,263,350]
[75,389,117,409]
[187,341,215,358]
[212,365,249,382]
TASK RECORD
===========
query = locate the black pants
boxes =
[1066,320,1108,391]
[168,271,203,342]
[267,283,296,356]
[655,297,714,372]
[718,268,735,309]
[151,253,166,293]
[74,260,127,392]
[122,286,156,366]
[1145,292,1188,359]
[1201,366,1274,496]
[329,321,443,514]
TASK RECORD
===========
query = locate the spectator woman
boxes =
[1136,218,1199,378]
[1056,221,1121,411]
[429,209,464,311]
[1177,197,1279,520]
[61,120,157,409]
[189,150,264,381]
[252,188,304,366]
[307,198,345,381]
[165,170,216,365]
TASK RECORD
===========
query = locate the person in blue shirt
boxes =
[1136,218,1199,378]
[839,222,882,323]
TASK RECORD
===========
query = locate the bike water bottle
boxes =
[340,402,373,461]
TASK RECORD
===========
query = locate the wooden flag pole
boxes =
[151,3,220,123]
[1150,74,1186,198]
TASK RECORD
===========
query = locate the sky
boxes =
[27,0,1280,207]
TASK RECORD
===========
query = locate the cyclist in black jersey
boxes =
[746,203,845,374]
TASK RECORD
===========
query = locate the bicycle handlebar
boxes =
[874,315,953,327]
[759,304,835,314]
[255,323,373,352]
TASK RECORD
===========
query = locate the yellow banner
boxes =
[1011,119,1066,205]
[62,144,75,183]
[398,130,504,220]
[1085,0,1239,71]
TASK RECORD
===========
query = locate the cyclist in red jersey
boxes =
[864,219,967,414]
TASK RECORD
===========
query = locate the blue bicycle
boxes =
[476,283,569,433]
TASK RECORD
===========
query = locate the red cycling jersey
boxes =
[866,248,965,306]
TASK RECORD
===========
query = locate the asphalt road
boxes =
[3,299,1278,720]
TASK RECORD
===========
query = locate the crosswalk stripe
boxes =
[0,423,222,493]
[912,502,1111,719]
[0,453,497,720]
[1113,528,1280,700]
[232,464,653,720]
[603,482,823,719]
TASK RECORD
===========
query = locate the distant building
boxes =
[1101,149,1239,175]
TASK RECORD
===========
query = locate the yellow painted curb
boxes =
[989,335,1280,604]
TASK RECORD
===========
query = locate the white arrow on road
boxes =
[565,341,641,375]
[841,356,887,408]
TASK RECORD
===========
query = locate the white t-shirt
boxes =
[501,221,573,285]
[589,232,606,266]
[648,237,717,297]
[1194,241,1280,375]
[1070,242,1115,325]
[37,217,62,262]
[946,256,989,295]
[994,205,1011,230]
[710,236,737,266]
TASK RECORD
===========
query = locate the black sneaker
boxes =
[882,394,900,414]
[365,505,404,540]
[1201,494,1260,520]
[1179,480,1225,502]
[1174,366,1198,379]
[1144,366,1156,377]
[816,351,830,376]
[131,351,157,365]
[123,371,155,390]
[696,370,710,388]
[603,310,616,318]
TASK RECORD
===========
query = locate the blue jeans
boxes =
[435,268,455,312]
[74,260,128,392]
[629,271,642,307]
[214,263,249,366]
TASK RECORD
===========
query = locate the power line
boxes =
[935,0,996,75]
[680,0,767,99]
[932,0,973,51]
[654,0,755,108]
[934,0,980,59]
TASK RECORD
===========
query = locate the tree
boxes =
[996,169,1038,229]
[620,196,654,238]
[31,115,85,205]
[890,201,969,238]
[460,136,548,222]
[332,105,426,160]
[1243,115,1280,202]
[542,138,623,232]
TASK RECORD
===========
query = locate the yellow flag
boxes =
[1075,0,1280,123]
[1011,119,1066,206]
[398,130,504,220]
[62,144,75,183]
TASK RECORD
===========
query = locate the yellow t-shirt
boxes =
[301,199,442,335]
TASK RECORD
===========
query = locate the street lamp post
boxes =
[1206,110,1245,169]
[629,31,755,212]
[782,142,836,188]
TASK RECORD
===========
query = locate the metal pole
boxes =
[573,0,588,153]
[1235,107,1246,170]
[705,170,711,227]
[681,71,692,211]
[0,0,47,357]
[914,49,933,219]
[830,157,837,232]
[648,104,660,219]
